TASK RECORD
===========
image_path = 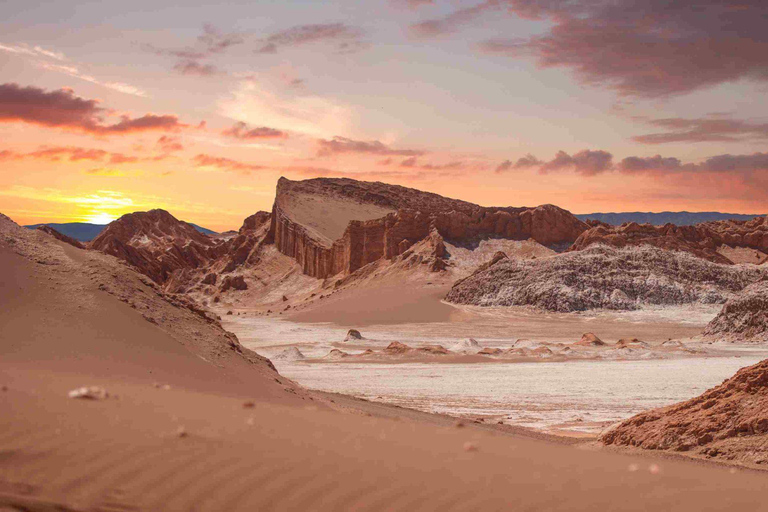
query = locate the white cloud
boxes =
[0,43,65,60]
[218,79,354,138]
[36,62,149,98]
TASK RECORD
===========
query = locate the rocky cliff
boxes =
[269,177,588,279]
[445,244,765,312]
[36,225,86,249]
[570,216,768,264]
[600,358,768,466]
[704,280,768,342]
[89,209,228,284]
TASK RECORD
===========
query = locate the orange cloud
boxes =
[192,153,264,173]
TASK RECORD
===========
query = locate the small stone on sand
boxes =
[627,463,639,472]
[243,401,255,408]
[176,426,188,438]
[68,386,109,400]
[648,464,661,474]
[463,441,478,452]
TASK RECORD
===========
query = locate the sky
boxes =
[2,0,768,231]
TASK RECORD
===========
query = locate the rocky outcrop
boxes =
[269,177,588,279]
[89,209,227,285]
[36,225,85,249]
[600,358,768,465]
[220,211,272,273]
[220,275,247,292]
[570,216,768,264]
[704,280,768,342]
[344,329,363,341]
[445,244,765,312]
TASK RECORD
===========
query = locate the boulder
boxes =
[344,329,363,341]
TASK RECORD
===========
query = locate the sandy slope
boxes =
[4,213,768,511]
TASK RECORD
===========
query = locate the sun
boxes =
[83,212,117,225]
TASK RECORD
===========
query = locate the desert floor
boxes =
[4,238,768,511]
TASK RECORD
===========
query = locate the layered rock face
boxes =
[600,358,768,465]
[220,211,272,273]
[704,280,768,342]
[445,244,765,312]
[269,177,588,279]
[89,209,227,284]
[570,216,768,264]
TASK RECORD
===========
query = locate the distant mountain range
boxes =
[576,212,765,226]
[25,221,217,242]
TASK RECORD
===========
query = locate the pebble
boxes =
[176,426,188,438]
[68,386,109,400]
[463,441,478,452]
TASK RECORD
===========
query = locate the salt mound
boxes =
[531,346,553,357]
[324,349,349,360]
[452,338,481,353]
[384,342,411,354]
[272,347,306,361]
[615,338,649,348]
[661,339,685,348]
[513,339,544,349]
[704,280,768,342]
[575,333,605,346]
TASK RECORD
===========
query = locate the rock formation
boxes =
[601,358,768,465]
[704,280,768,342]
[446,244,765,312]
[571,216,768,264]
[268,177,587,279]
[89,209,227,285]
[575,333,605,346]
[36,225,85,249]
[344,329,363,341]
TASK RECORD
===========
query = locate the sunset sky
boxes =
[2,0,768,231]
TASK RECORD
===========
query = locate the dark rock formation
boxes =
[704,280,768,342]
[220,275,247,292]
[344,329,363,341]
[445,244,765,312]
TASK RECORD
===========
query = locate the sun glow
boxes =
[82,212,117,224]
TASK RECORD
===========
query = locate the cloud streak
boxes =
[632,116,768,144]
[0,83,186,136]
[222,122,288,140]
[318,137,425,157]
[192,153,265,174]
[411,0,499,37]
[257,23,367,54]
